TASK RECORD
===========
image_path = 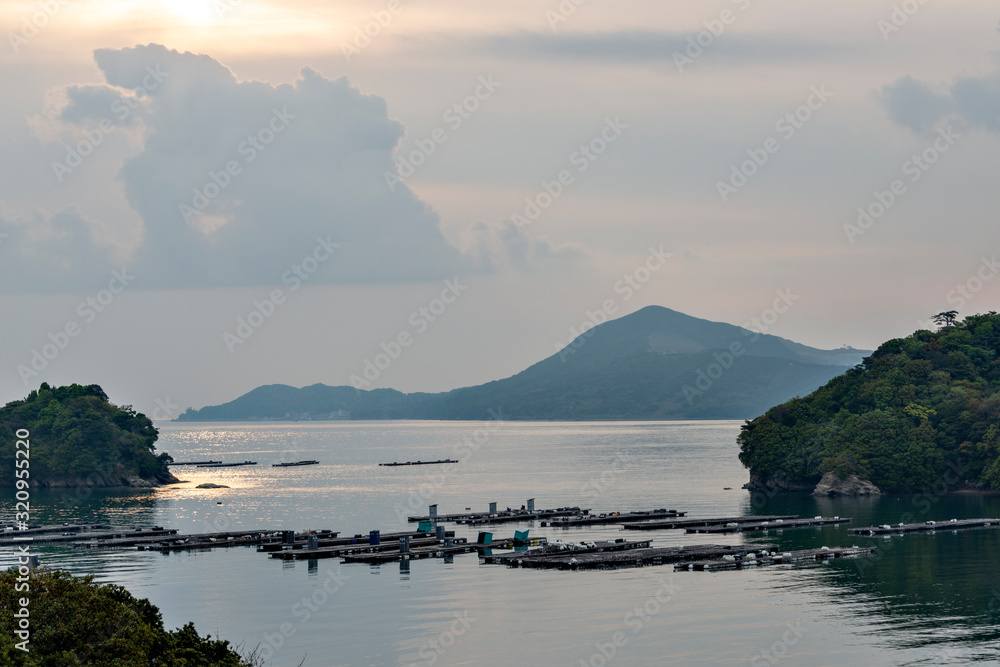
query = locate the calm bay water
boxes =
[4,421,1000,666]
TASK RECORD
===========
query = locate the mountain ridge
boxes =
[178,305,870,422]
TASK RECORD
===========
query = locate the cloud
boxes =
[2,44,597,294]
[448,30,849,67]
[60,84,139,127]
[0,205,118,291]
[457,219,590,272]
[7,44,585,294]
[882,70,1000,134]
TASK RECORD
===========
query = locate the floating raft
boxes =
[487,543,776,571]
[687,517,851,534]
[849,518,1000,536]
[379,459,458,467]
[542,509,685,527]
[408,507,589,524]
[623,515,798,531]
[678,546,876,571]
[197,461,257,468]
[270,537,470,561]
[272,460,319,467]
[167,460,221,466]
[481,539,652,566]
[258,530,430,552]
[341,543,475,563]
[3,527,177,546]
[137,531,277,552]
[0,523,105,538]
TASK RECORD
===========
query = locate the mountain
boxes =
[738,312,1000,492]
[178,306,869,422]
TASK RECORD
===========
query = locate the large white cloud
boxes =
[1,44,575,294]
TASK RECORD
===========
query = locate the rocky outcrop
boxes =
[812,472,882,497]
[24,469,180,488]
[196,483,230,489]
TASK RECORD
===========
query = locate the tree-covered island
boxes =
[739,313,1000,493]
[0,383,177,488]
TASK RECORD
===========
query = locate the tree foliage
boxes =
[738,313,1000,492]
[0,569,251,665]
[0,383,172,486]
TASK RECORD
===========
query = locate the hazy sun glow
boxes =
[161,0,221,26]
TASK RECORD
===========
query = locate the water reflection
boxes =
[748,492,1000,654]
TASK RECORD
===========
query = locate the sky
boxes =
[1,0,999,417]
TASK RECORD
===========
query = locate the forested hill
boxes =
[0,383,176,487]
[738,313,1000,493]
[179,305,869,421]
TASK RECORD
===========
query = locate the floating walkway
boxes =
[0,523,105,538]
[687,517,851,534]
[542,509,685,527]
[678,546,875,571]
[849,518,1000,536]
[4,527,177,546]
[623,515,797,531]
[486,543,776,571]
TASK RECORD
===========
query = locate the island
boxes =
[0,383,178,488]
[739,312,1000,494]
[178,306,869,422]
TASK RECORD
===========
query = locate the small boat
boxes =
[196,461,257,468]
[272,460,320,467]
